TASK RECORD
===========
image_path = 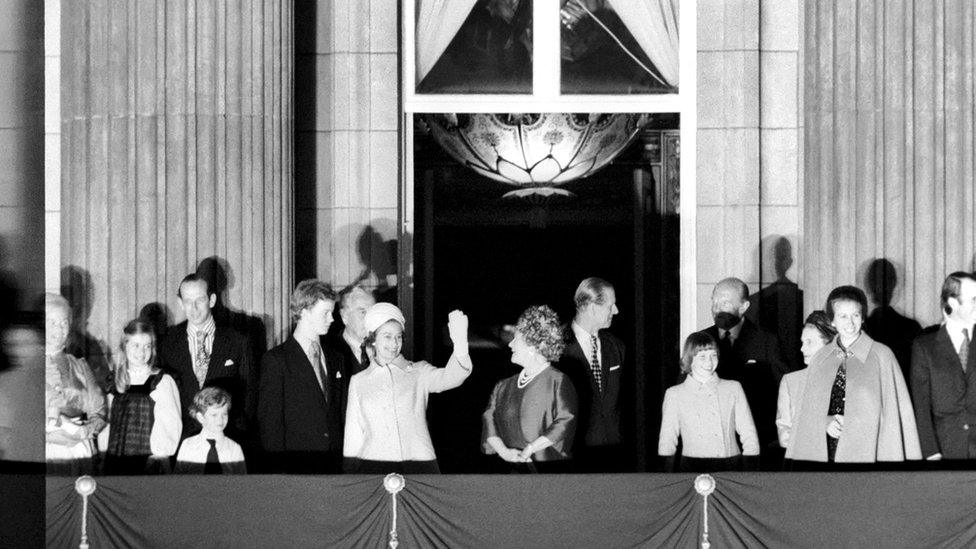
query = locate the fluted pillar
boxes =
[61,0,293,351]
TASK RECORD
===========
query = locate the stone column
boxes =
[61,0,294,351]
[294,0,399,294]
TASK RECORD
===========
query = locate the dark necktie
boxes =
[719,331,732,367]
[359,347,369,370]
[309,341,329,399]
[205,439,221,474]
[590,335,603,392]
[960,328,970,372]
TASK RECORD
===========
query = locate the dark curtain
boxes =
[45,473,976,548]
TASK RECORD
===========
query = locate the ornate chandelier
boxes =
[421,113,652,197]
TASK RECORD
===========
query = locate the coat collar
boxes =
[833,332,873,362]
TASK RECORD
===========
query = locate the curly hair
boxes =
[190,386,232,418]
[680,331,718,374]
[516,305,565,363]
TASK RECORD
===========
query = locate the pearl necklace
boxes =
[517,365,548,389]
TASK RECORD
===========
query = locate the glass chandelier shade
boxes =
[421,113,652,197]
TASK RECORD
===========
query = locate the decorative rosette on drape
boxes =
[421,113,652,197]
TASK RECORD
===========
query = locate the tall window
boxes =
[402,0,696,338]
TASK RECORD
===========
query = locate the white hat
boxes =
[364,302,406,334]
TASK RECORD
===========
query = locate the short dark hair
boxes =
[574,277,615,311]
[290,279,336,322]
[680,331,718,374]
[516,305,566,363]
[825,285,868,320]
[803,310,837,344]
[177,273,211,298]
[941,271,976,315]
[190,387,232,418]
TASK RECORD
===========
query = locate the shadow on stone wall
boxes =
[196,256,269,364]
[60,265,112,392]
[748,235,803,371]
[861,258,922,381]
[353,225,400,305]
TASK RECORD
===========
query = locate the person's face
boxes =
[301,299,335,336]
[45,305,70,352]
[949,279,976,325]
[373,320,403,364]
[196,404,229,435]
[179,280,216,327]
[341,293,375,340]
[124,333,154,368]
[690,348,719,378]
[508,331,534,368]
[831,300,863,340]
[800,325,828,365]
[588,289,619,330]
[711,285,748,320]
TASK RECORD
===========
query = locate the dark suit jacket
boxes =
[257,336,347,460]
[704,319,784,449]
[325,331,368,377]
[910,325,976,459]
[158,322,254,440]
[555,328,625,449]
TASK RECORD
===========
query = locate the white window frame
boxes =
[400,0,698,339]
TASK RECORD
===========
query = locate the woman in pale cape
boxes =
[789,286,921,463]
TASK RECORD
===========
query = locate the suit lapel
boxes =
[935,326,966,374]
[565,336,586,365]
[205,328,229,382]
[598,333,614,397]
[287,337,328,408]
[172,323,199,393]
[734,321,754,357]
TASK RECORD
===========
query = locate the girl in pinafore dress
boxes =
[99,319,182,474]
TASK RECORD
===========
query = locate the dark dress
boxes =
[105,373,167,475]
[481,367,577,472]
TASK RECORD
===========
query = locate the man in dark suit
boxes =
[703,277,786,466]
[556,277,628,472]
[258,279,347,474]
[158,274,254,443]
[911,271,976,465]
[326,285,375,377]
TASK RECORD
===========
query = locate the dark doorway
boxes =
[411,113,680,472]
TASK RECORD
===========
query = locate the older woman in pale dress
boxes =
[776,311,836,455]
[45,293,106,475]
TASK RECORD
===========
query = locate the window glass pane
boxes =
[416,0,533,94]
[559,0,678,94]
